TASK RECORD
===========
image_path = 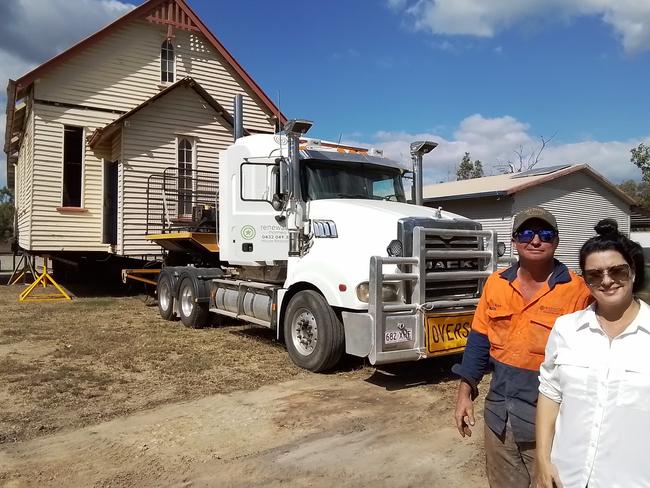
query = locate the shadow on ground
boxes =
[364,355,460,391]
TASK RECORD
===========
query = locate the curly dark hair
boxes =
[579,219,645,292]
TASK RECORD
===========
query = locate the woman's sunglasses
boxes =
[582,263,632,287]
[513,229,557,243]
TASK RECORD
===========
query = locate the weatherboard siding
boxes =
[513,172,630,271]
[15,109,35,249]
[34,20,274,133]
[29,103,115,252]
[119,85,228,256]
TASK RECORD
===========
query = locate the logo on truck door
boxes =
[241,225,256,240]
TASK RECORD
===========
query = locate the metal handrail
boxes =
[145,167,218,235]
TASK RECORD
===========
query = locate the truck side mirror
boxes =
[271,158,289,211]
[277,157,290,195]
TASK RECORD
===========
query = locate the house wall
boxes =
[119,84,232,256]
[513,172,630,270]
[429,197,515,257]
[34,20,275,133]
[426,171,631,271]
[29,103,115,252]
[15,109,35,249]
[18,14,278,255]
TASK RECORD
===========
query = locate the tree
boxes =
[0,187,14,239]
[456,152,484,180]
[505,134,555,173]
[619,179,650,210]
[631,143,650,182]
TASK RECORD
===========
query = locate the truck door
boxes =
[218,145,288,263]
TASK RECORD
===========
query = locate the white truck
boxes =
[147,119,500,372]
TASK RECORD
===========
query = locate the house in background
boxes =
[422,164,635,270]
[4,0,285,268]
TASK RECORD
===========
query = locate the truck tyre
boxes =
[157,270,175,321]
[283,290,344,372]
[177,272,210,328]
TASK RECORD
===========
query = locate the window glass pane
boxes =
[63,126,83,207]
[160,40,174,83]
[241,163,275,201]
[177,138,192,215]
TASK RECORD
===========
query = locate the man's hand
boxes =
[454,380,475,438]
[533,459,563,488]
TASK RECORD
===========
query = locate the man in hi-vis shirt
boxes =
[452,207,591,487]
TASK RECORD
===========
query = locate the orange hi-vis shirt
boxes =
[472,262,592,372]
[453,260,592,442]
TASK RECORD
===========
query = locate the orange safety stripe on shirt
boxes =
[471,268,591,371]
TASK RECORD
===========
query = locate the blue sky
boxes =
[2,0,650,186]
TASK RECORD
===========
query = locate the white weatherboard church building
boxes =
[5,0,286,266]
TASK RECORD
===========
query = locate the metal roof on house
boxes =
[423,163,636,206]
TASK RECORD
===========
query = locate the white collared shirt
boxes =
[539,300,650,488]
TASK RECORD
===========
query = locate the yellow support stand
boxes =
[7,253,37,286]
[19,259,72,302]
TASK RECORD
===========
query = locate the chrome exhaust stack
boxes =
[410,141,438,206]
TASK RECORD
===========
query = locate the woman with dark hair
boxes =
[534,219,649,488]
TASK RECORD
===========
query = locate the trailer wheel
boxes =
[283,290,344,372]
[157,270,175,321]
[177,273,210,328]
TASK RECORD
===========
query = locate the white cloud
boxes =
[344,113,645,185]
[386,0,408,10]
[0,0,134,188]
[392,0,650,54]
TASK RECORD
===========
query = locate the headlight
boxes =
[356,282,400,303]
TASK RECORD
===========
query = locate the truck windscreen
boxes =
[301,160,407,202]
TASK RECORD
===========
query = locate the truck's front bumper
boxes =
[342,311,424,365]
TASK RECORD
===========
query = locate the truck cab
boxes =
[150,120,499,372]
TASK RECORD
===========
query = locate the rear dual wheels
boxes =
[283,290,344,372]
[177,273,210,329]
[156,268,213,328]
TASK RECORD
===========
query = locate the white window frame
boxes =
[60,124,85,208]
[160,39,176,84]
[176,136,196,216]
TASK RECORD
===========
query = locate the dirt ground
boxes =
[0,282,489,487]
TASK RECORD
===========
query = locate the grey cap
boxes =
[512,207,558,233]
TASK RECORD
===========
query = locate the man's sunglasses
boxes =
[513,229,557,243]
[583,263,632,287]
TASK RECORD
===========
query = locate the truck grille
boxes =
[397,217,486,304]
[424,234,481,302]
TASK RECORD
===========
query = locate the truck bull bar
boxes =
[367,227,499,365]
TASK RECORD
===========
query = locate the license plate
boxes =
[426,312,473,357]
[384,328,413,344]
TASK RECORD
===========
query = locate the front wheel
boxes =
[283,290,344,372]
[177,273,210,328]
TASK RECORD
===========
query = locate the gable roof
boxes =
[4,0,288,188]
[10,0,285,125]
[87,77,247,148]
[423,164,636,206]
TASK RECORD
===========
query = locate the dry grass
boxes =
[0,284,311,444]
